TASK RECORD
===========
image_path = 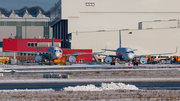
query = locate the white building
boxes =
[50,0,180,56]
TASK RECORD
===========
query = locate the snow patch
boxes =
[0,88,54,92]
[63,82,139,91]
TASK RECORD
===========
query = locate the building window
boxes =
[20,53,23,56]
[28,43,38,47]
[45,22,48,27]
[0,42,2,47]
[28,43,31,46]
[31,43,34,46]
[34,43,37,47]
[39,43,48,47]
[27,42,60,47]
[4,22,7,26]
[0,22,4,26]
[31,22,34,26]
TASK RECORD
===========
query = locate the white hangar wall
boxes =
[71,31,119,54]
[61,0,180,32]
[51,0,180,54]
[121,28,180,56]
[0,26,16,41]
[22,26,44,39]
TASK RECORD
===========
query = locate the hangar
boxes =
[50,0,180,56]
[0,9,51,41]
[0,9,52,56]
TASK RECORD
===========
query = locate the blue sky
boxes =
[0,0,58,11]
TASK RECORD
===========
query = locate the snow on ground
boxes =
[0,82,139,92]
[64,82,139,91]
[0,88,54,92]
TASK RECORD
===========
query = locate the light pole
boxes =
[25,18,27,38]
[119,30,121,48]
[37,39,40,53]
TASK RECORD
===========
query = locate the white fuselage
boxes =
[48,46,63,59]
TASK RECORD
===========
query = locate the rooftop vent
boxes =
[86,2,95,6]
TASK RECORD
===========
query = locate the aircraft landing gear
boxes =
[110,57,116,65]
[110,62,115,65]
[133,62,138,66]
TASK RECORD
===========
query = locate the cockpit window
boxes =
[54,50,62,53]
[126,51,134,54]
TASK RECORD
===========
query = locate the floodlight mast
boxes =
[52,32,54,46]
[119,30,121,48]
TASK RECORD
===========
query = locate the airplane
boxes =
[5,45,63,63]
[34,46,106,63]
[34,46,63,62]
[69,46,177,65]
[5,38,64,63]
[98,47,178,65]
[101,47,135,63]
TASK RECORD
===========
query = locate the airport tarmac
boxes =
[0,70,180,83]
[1,81,180,90]
[0,64,180,88]
[1,63,180,70]
[0,64,180,100]
[0,63,180,76]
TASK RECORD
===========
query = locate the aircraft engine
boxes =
[35,55,42,62]
[104,56,112,64]
[69,55,76,63]
[139,56,147,64]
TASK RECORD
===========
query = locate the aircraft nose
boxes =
[128,53,134,60]
[55,53,62,58]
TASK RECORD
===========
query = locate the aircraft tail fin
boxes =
[175,46,178,54]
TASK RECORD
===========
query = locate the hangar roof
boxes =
[0,7,50,18]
